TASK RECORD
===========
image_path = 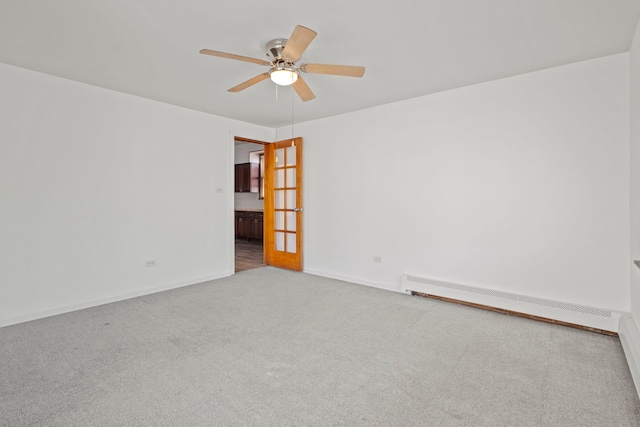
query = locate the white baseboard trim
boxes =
[618,314,640,398]
[302,268,403,294]
[0,272,232,329]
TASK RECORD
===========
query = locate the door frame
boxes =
[231,135,304,272]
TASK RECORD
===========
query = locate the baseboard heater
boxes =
[400,274,620,335]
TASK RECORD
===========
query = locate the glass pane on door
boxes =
[285,190,296,209]
[276,211,285,230]
[276,169,285,188]
[275,232,285,251]
[276,148,285,167]
[286,168,296,187]
[286,146,296,166]
[286,211,296,232]
[286,233,296,253]
[275,190,285,209]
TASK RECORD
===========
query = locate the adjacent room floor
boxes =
[1,267,639,426]
[235,238,264,272]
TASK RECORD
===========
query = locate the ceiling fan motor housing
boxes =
[266,38,290,61]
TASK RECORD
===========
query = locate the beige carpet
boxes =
[1,267,639,426]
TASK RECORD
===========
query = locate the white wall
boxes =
[631,19,640,320]
[618,18,640,395]
[292,53,630,312]
[0,63,273,326]
[0,50,632,326]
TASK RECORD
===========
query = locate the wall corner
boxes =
[618,313,640,398]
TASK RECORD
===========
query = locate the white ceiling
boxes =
[1,0,639,128]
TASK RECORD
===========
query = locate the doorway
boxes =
[233,136,304,273]
[234,138,267,272]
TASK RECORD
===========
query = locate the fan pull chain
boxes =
[274,84,279,142]
[291,86,295,142]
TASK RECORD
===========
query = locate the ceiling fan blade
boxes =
[200,49,270,66]
[292,76,316,102]
[281,25,317,62]
[228,73,270,92]
[301,63,365,77]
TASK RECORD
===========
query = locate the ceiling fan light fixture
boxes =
[270,67,298,86]
[200,25,364,101]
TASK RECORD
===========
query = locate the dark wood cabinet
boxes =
[249,216,263,240]
[235,163,259,193]
[236,214,251,238]
[235,210,263,241]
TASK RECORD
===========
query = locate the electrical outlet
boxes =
[145,260,157,268]
[373,256,383,263]
[216,187,224,193]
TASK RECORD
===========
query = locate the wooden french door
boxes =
[264,137,303,271]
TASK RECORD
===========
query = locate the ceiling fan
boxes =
[200,25,365,102]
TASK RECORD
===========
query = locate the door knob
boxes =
[294,208,303,212]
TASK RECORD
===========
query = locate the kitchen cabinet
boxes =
[235,163,259,193]
[235,210,263,241]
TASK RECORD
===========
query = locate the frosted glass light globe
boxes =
[270,69,298,86]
